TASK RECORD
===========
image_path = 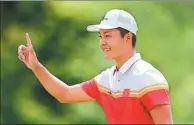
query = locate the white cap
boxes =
[86,9,138,35]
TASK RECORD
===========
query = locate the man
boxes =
[18,9,173,124]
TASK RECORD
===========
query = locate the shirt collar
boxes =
[115,53,142,74]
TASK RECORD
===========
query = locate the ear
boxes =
[124,32,132,43]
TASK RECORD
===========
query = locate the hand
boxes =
[18,33,40,71]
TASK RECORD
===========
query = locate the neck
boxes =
[114,50,136,69]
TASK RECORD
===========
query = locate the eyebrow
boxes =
[98,31,111,35]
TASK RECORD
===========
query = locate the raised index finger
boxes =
[26,33,32,47]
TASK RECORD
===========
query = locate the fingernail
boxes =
[22,56,25,60]
[26,33,28,35]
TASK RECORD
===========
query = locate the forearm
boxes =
[32,63,68,102]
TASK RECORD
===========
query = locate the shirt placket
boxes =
[112,71,122,93]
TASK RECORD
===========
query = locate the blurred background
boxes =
[1,1,194,124]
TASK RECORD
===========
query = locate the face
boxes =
[99,29,131,60]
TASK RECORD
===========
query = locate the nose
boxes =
[100,38,107,46]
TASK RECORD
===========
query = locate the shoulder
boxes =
[132,60,169,91]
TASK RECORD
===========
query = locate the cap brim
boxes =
[86,24,118,32]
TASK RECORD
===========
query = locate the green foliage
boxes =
[1,1,194,124]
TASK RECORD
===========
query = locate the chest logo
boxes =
[122,89,130,97]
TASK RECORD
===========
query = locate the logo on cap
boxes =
[101,15,108,21]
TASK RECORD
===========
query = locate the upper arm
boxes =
[139,68,173,124]
[60,79,99,103]
[150,104,173,124]
[140,83,173,124]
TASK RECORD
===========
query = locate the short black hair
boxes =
[116,27,136,48]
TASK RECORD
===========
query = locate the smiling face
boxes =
[99,28,132,60]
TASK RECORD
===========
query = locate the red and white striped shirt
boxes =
[81,53,170,124]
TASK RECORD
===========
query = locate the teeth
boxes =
[104,48,110,51]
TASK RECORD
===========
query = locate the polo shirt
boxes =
[81,53,170,124]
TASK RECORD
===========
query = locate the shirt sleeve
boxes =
[140,88,170,111]
[139,69,171,111]
[80,79,100,100]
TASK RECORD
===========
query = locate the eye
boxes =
[105,35,111,38]
[98,35,102,38]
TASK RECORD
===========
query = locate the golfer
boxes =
[18,9,173,124]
